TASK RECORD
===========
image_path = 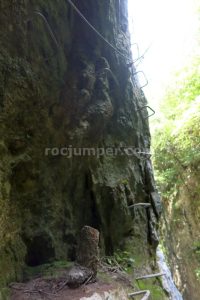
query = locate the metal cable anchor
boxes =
[132,71,148,89]
[136,105,155,119]
[33,11,59,48]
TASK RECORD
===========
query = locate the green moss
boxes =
[123,238,150,270]
[0,288,11,300]
[136,280,168,300]
[0,238,26,288]
[23,260,73,280]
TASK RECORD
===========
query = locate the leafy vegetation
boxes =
[160,57,200,119]
[195,269,200,280]
[152,56,200,198]
[193,241,200,280]
[136,281,168,300]
[104,250,135,272]
[152,54,200,282]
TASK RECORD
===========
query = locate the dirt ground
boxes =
[10,268,131,300]
[11,280,116,300]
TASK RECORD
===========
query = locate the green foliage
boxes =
[193,241,200,259]
[153,55,200,198]
[195,269,200,280]
[193,241,200,279]
[153,52,200,284]
[136,281,168,300]
[104,250,135,272]
[160,57,200,119]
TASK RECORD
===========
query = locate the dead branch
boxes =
[24,289,59,297]
[83,274,94,286]
[99,261,134,288]
[11,283,59,297]
[128,290,151,299]
[136,272,166,280]
[55,280,68,293]
[10,286,27,291]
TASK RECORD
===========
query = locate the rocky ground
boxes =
[10,266,131,300]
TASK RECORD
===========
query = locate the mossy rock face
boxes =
[136,281,168,300]
[0,237,26,287]
[0,0,161,290]
[0,288,11,300]
[23,260,73,281]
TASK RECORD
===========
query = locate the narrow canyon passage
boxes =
[0,0,199,299]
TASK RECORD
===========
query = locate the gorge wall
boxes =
[0,0,162,294]
[162,170,200,300]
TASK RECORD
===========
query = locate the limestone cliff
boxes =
[0,0,161,293]
[161,171,200,300]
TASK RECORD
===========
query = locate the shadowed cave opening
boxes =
[25,235,55,267]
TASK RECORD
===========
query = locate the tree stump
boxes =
[65,226,100,288]
[76,225,100,276]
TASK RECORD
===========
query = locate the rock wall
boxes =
[161,172,200,300]
[0,0,161,289]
